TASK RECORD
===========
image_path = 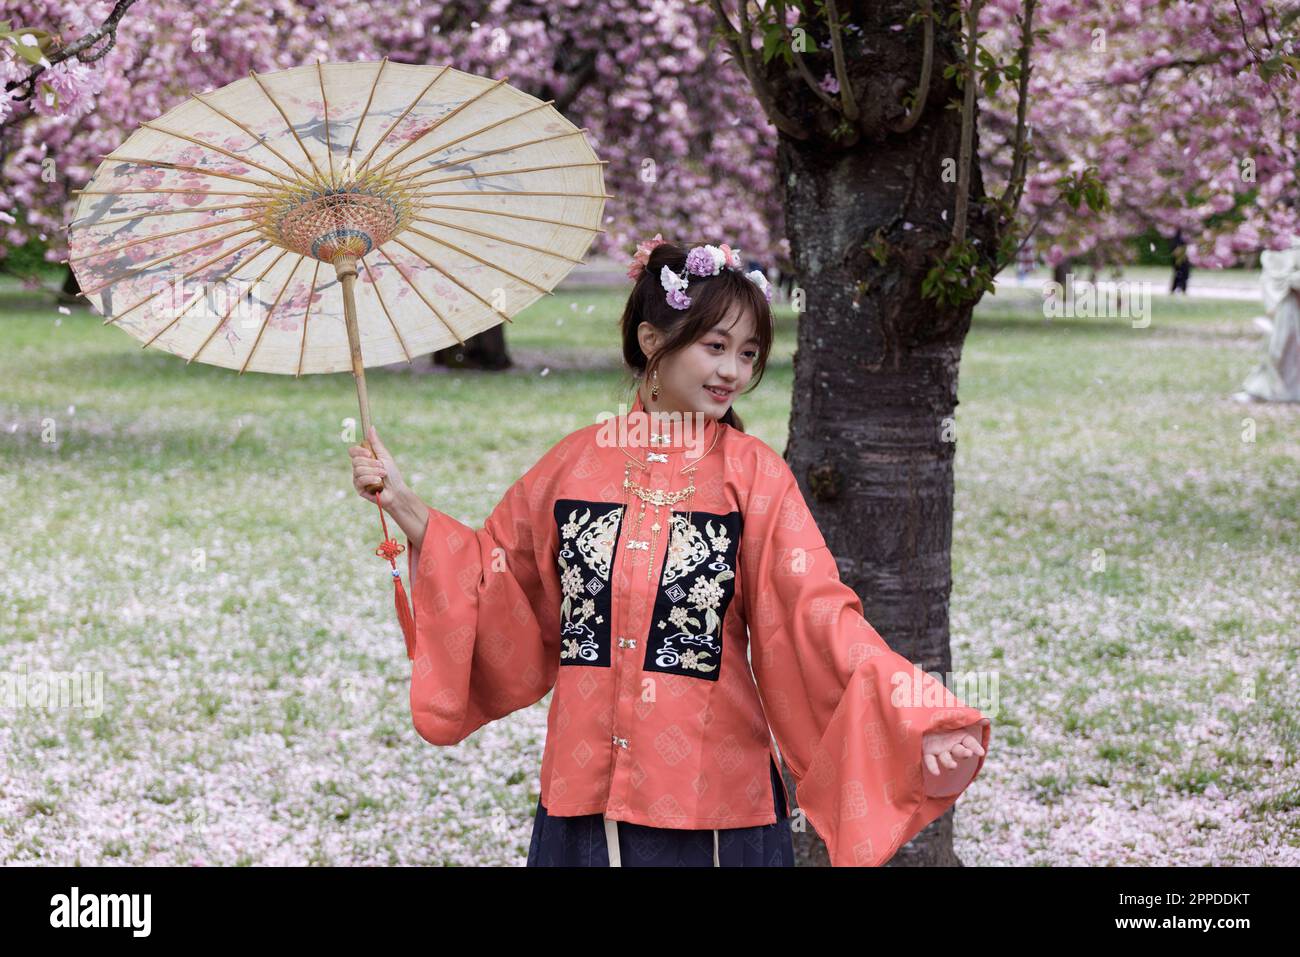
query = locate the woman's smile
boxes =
[704,385,733,402]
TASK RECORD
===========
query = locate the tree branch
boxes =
[994,0,1037,222]
[892,0,935,134]
[1232,0,1294,157]
[3,0,139,102]
[951,0,983,244]
[708,0,809,139]
[782,18,839,109]
[825,0,858,121]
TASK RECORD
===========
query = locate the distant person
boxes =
[1016,243,1036,283]
[1170,230,1191,294]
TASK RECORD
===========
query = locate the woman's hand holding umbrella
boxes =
[349,426,406,509]
[349,427,429,554]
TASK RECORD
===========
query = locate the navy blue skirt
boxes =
[527,757,794,866]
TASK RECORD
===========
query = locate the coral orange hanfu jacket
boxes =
[401,390,992,866]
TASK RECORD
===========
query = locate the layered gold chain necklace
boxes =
[617,408,722,581]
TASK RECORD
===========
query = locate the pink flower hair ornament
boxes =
[626,233,667,281]
[629,237,773,310]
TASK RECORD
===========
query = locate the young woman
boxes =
[349,238,991,866]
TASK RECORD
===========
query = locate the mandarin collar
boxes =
[617,389,722,457]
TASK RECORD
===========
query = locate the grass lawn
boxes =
[1,278,1296,865]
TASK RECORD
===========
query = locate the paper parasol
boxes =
[65,59,609,652]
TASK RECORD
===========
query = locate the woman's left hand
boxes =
[921,718,990,797]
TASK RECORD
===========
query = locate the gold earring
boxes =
[650,369,660,401]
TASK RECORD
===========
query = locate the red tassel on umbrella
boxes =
[374,503,416,660]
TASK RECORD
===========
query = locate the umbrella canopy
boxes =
[66,58,608,375]
[63,59,610,653]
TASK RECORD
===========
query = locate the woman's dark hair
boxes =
[619,240,775,432]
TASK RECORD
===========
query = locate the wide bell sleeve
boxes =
[402,448,562,747]
[741,447,992,867]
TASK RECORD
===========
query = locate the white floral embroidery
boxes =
[576,508,621,580]
[678,649,710,672]
[688,576,723,612]
[651,511,740,677]
[560,565,583,601]
[660,514,711,584]
[556,503,623,664]
[706,520,731,554]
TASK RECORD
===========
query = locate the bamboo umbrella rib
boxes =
[100,155,279,191]
[316,60,335,182]
[190,90,313,181]
[374,244,470,344]
[73,188,270,197]
[410,215,586,265]
[295,259,322,378]
[189,247,290,364]
[381,99,554,180]
[82,223,260,295]
[404,160,608,190]
[403,225,553,295]
[240,254,307,374]
[368,75,508,178]
[139,120,299,185]
[345,58,389,168]
[412,189,613,200]
[247,69,326,183]
[105,237,269,326]
[361,257,413,363]
[140,242,277,347]
[70,201,263,229]
[69,212,252,264]
[353,65,452,178]
[389,235,520,320]
[412,201,605,233]
[392,128,589,186]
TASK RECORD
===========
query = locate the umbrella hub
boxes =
[266,173,415,263]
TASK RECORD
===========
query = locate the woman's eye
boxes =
[707,342,725,351]
[743,350,757,360]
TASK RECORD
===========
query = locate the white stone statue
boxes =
[1235,240,1300,403]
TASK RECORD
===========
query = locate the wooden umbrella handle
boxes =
[335,254,384,496]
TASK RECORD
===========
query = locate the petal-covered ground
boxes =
[1,281,1295,865]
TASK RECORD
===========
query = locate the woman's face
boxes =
[639,301,759,419]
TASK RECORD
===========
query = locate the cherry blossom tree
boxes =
[4,0,1298,868]
[977,0,1300,270]
[1,1,783,278]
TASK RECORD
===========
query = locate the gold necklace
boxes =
[621,462,693,581]
[616,405,723,581]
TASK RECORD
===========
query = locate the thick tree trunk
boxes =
[1053,258,1071,288]
[57,264,81,306]
[433,325,512,370]
[773,51,997,868]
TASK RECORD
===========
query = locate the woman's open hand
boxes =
[921,717,990,797]
[348,426,408,512]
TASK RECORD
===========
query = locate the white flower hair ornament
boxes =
[654,241,774,310]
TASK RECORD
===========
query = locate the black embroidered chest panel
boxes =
[553,499,743,682]
[554,499,624,668]
[642,508,743,682]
